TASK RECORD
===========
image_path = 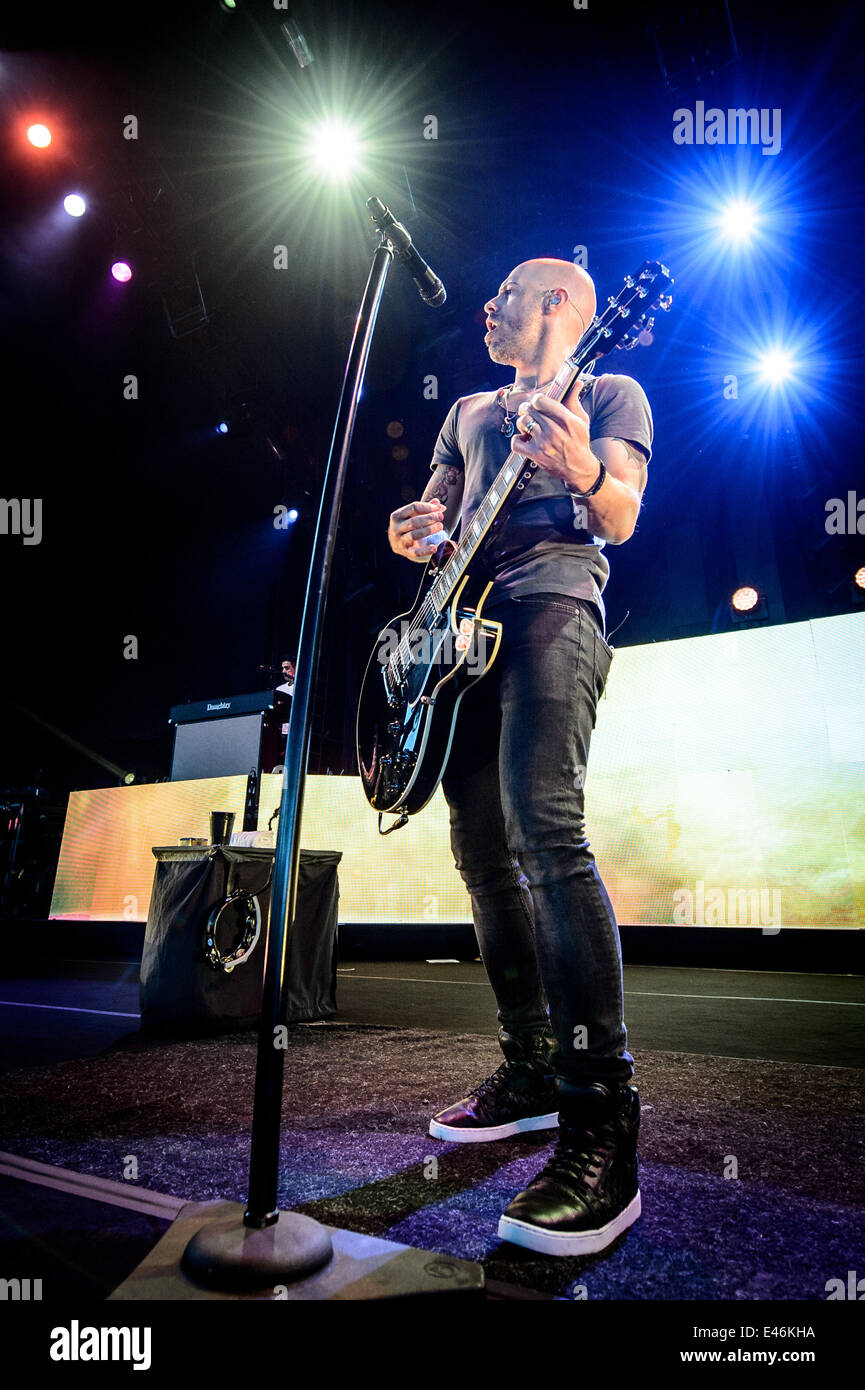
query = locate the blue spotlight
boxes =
[717,197,760,244]
[757,347,797,385]
[63,193,86,217]
[216,421,229,434]
[287,508,298,522]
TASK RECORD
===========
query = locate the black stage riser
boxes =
[0,919,861,974]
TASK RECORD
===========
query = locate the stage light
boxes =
[111,261,133,283]
[287,508,298,522]
[717,197,760,243]
[731,321,817,439]
[63,194,86,217]
[846,568,865,604]
[731,586,760,613]
[27,123,51,148]
[757,347,796,385]
[216,421,229,434]
[305,119,362,179]
[729,586,768,622]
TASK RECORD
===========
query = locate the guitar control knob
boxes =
[387,721,401,735]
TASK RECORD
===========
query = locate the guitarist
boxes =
[387,258,653,1256]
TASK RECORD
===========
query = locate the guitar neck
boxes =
[423,258,673,615]
[427,359,593,615]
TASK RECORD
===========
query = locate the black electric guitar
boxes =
[356,259,674,832]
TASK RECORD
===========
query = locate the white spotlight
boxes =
[306,120,361,179]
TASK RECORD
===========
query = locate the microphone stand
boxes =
[182,225,395,1288]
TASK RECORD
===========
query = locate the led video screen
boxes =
[49,613,864,927]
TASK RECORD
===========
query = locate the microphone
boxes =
[366,196,446,307]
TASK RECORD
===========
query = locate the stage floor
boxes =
[0,958,862,1071]
[0,959,862,1303]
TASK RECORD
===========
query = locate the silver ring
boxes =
[523,416,535,435]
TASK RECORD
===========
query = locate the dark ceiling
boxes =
[0,0,862,790]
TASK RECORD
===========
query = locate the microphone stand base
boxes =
[181,1209,333,1290]
[110,1198,486,1300]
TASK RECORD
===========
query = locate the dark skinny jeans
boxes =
[441,590,634,1088]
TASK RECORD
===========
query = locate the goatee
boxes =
[488,333,515,364]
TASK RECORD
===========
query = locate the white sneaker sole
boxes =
[428,1111,559,1143]
[497,1191,641,1256]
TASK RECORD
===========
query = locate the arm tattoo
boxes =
[613,438,648,500]
[427,465,461,504]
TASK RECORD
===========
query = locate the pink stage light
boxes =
[111,261,132,283]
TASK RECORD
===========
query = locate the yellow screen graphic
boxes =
[49,613,864,927]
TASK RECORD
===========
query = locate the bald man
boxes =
[387,258,653,1257]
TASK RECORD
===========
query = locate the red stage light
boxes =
[27,123,52,148]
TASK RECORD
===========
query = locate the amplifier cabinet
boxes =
[169,697,288,781]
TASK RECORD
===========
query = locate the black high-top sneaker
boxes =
[497,1078,641,1255]
[428,1028,559,1142]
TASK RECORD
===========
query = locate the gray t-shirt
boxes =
[429,372,653,623]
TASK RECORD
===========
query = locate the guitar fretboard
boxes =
[384,259,671,686]
[427,368,594,616]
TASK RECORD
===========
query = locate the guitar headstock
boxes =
[567,260,674,370]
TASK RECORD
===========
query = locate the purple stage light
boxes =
[111,261,132,283]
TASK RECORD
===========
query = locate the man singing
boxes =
[387,258,652,1256]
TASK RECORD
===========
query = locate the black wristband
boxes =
[565,459,606,499]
